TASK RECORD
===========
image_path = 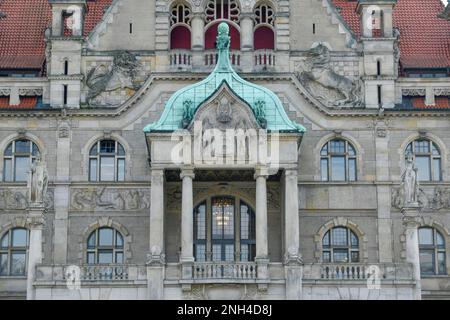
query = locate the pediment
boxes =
[187,83,261,132]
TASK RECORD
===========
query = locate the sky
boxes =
[444,0,448,5]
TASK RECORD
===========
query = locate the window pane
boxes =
[436,231,445,248]
[351,251,359,263]
[416,156,431,181]
[331,156,346,181]
[419,228,434,246]
[348,158,356,181]
[332,227,348,246]
[320,144,328,156]
[322,251,331,263]
[117,159,125,181]
[1,234,8,249]
[348,144,356,156]
[89,159,97,181]
[223,201,234,240]
[322,231,330,247]
[15,140,30,154]
[11,229,27,247]
[0,253,8,275]
[116,232,124,248]
[87,252,95,264]
[87,233,96,248]
[98,251,113,264]
[321,159,328,181]
[406,143,412,154]
[212,244,221,261]
[4,143,12,156]
[351,231,359,247]
[438,252,446,275]
[195,244,206,262]
[10,252,26,275]
[225,244,234,262]
[330,140,345,153]
[100,157,115,181]
[419,250,434,275]
[32,143,40,157]
[415,140,430,153]
[195,204,206,240]
[3,159,12,182]
[333,249,349,263]
[432,143,440,156]
[89,143,98,156]
[433,159,441,181]
[15,156,29,182]
[100,140,115,154]
[98,228,113,246]
[117,144,125,156]
[115,252,124,264]
[240,244,249,262]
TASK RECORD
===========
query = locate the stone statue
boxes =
[401,152,420,206]
[28,156,48,205]
[181,99,195,128]
[297,43,362,108]
[254,99,267,129]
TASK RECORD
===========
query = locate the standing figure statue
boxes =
[28,156,48,205]
[401,151,420,206]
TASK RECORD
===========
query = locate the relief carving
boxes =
[0,188,53,210]
[296,43,362,108]
[85,51,143,107]
[71,187,150,211]
[391,185,450,211]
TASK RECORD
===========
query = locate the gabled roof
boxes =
[0,0,112,70]
[332,0,450,68]
[144,23,306,133]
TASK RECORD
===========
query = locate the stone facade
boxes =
[0,0,449,300]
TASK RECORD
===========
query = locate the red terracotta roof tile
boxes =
[411,97,450,109]
[332,0,450,68]
[0,96,38,108]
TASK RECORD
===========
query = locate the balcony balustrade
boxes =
[192,262,258,280]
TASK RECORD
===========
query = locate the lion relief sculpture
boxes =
[297,43,363,108]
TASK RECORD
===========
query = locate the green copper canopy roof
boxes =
[143,23,305,133]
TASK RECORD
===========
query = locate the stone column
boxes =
[283,168,302,300]
[254,167,269,284]
[147,169,165,300]
[240,13,254,51]
[26,205,45,300]
[191,13,205,51]
[180,168,195,280]
[402,206,422,300]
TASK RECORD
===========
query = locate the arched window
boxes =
[3,139,40,182]
[193,196,255,262]
[170,2,192,49]
[419,227,446,275]
[87,227,124,264]
[0,228,29,276]
[254,3,275,50]
[406,139,442,181]
[322,227,359,263]
[89,140,125,182]
[320,139,357,182]
[204,0,241,50]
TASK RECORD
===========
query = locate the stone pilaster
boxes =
[180,168,195,280]
[191,13,205,51]
[255,167,269,284]
[26,205,46,300]
[402,205,422,300]
[240,13,254,51]
[147,168,165,300]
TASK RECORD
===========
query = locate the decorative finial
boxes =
[216,22,230,51]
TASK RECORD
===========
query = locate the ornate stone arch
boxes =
[252,0,277,12]
[193,183,256,209]
[0,132,47,180]
[313,217,369,263]
[80,133,132,181]
[312,132,365,181]
[397,132,448,181]
[77,217,133,264]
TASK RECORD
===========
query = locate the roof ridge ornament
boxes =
[215,22,233,73]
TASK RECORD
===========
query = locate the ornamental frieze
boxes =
[391,185,450,211]
[0,188,53,211]
[70,187,150,211]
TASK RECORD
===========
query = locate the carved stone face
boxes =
[216,97,232,123]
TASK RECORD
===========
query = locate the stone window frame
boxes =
[80,133,132,182]
[400,216,450,276]
[204,0,241,26]
[0,133,47,183]
[170,1,192,27]
[78,218,132,265]
[253,1,275,27]
[314,218,368,263]
[397,133,448,182]
[313,133,364,182]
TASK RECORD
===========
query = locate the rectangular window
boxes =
[14,156,29,182]
[416,156,431,181]
[87,252,95,264]
[331,156,346,181]
[348,158,356,181]
[420,250,435,275]
[98,251,113,264]
[63,85,68,106]
[3,159,12,181]
[333,249,349,263]
[0,253,8,275]
[10,251,26,275]
[321,158,328,181]
[377,85,382,107]
[100,157,115,181]
[89,159,97,181]
[117,159,125,181]
[438,252,446,275]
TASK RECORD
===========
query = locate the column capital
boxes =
[180,168,195,180]
[240,12,255,20]
[284,168,298,177]
[191,11,206,19]
[254,166,269,179]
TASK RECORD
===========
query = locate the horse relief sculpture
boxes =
[71,187,150,211]
[85,51,142,107]
[297,43,362,108]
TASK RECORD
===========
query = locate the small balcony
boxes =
[192,262,258,281]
